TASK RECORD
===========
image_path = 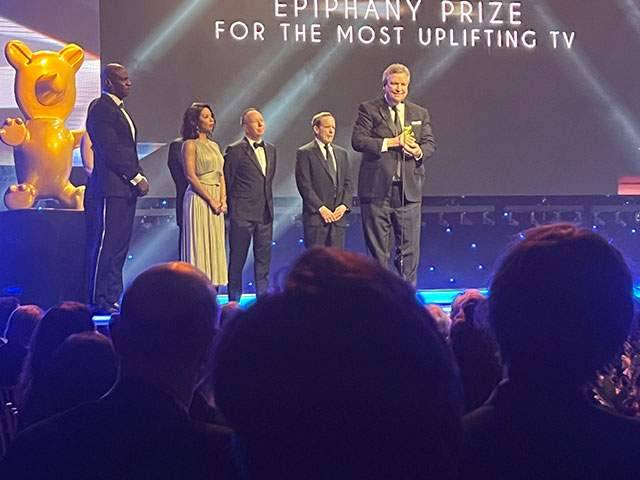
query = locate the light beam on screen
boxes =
[213,46,300,143]
[213,15,335,143]
[262,44,349,143]
[123,224,178,286]
[130,0,215,73]
[410,46,467,95]
[618,0,640,38]
[533,2,640,156]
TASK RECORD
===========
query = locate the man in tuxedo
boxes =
[295,112,352,249]
[85,64,148,314]
[224,108,276,301]
[352,63,436,286]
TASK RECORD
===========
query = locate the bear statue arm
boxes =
[0,117,29,147]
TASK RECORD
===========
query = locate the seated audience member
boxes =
[0,263,236,480]
[449,293,501,412]
[17,302,95,430]
[0,297,20,340]
[426,304,452,340]
[463,224,640,479]
[23,331,117,426]
[450,288,486,325]
[0,305,41,458]
[0,306,43,388]
[213,247,463,480]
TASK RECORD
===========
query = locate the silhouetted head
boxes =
[214,247,462,479]
[24,302,94,381]
[32,331,117,422]
[490,223,634,387]
[114,262,217,375]
[0,296,20,337]
[5,305,44,346]
[451,289,486,326]
[427,304,452,340]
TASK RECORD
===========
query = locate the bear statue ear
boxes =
[5,40,33,69]
[59,43,85,73]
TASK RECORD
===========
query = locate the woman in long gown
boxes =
[180,103,228,287]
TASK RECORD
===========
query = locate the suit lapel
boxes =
[105,95,136,143]
[266,144,275,179]
[376,97,398,135]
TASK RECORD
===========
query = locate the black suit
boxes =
[167,139,186,255]
[352,97,436,285]
[0,379,238,480]
[85,94,143,309]
[224,138,276,301]
[295,140,352,248]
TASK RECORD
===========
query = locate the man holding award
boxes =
[351,63,436,285]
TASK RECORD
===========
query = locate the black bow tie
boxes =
[253,141,265,149]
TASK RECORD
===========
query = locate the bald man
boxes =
[224,108,277,301]
[85,64,149,315]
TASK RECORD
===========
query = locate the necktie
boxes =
[393,105,403,135]
[253,141,265,149]
[324,144,337,187]
[393,105,403,180]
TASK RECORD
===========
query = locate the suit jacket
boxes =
[0,378,238,480]
[352,97,436,203]
[462,380,640,479]
[224,137,276,223]
[295,140,353,227]
[85,94,142,198]
[167,139,187,227]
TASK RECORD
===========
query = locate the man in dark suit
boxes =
[295,112,352,249]
[167,139,186,255]
[224,108,276,301]
[352,63,436,285]
[85,64,148,314]
[0,262,237,480]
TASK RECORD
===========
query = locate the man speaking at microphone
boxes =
[352,63,436,286]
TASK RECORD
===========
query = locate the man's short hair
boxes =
[5,305,43,344]
[311,111,333,128]
[118,262,217,361]
[489,223,634,383]
[382,63,411,85]
[240,107,260,126]
[213,248,462,478]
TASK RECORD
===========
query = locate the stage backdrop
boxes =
[100,0,640,197]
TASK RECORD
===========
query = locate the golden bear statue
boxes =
[0,40,86,210]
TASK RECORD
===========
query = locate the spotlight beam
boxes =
[534,1,640,159]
